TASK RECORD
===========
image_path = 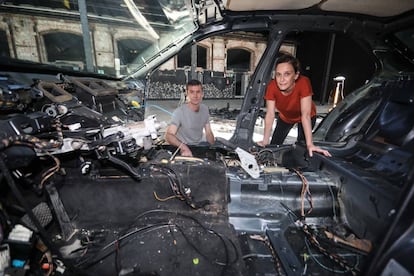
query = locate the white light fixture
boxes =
[334,76,346,82]
[332,75,345,108]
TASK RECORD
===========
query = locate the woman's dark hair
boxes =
[275,52,301,73]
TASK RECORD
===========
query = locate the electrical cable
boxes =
[7,140,61,189]
[39,153,61,189]
[279,175,359,275]
[280,202,299,224]
[174,224,229,276]
[153,190,183,202]
[78,210,239,275]
[124,210,239,266]
[249,234,284,275]
[0,119,64,189]
[292,168,313,218]
[149,164,209,209]
[304,237,348,274]
[169,141,183,161]
[301,225,360,275]
[148,210,239,266]
[78,223,171,268]
[0,156,65,262]
[242,253,273,259]
[304,237,360,274]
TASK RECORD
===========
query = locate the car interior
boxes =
[0,1,413,276]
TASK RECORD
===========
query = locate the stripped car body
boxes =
[0,0,413,275]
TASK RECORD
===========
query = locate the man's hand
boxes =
[165,125,193,156]
[180,144,193,157]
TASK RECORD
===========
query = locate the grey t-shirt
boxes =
[170,103,210,145]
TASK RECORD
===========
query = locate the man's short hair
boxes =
[187,79,202,89]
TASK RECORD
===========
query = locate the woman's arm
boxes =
[300,96,314,148]
[300,96,331,157]
[258,100,276,146]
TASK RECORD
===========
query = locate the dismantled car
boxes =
[0,0,414,275]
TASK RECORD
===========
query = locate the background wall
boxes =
[0,14,375,103]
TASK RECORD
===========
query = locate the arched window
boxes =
[227,48,252,96]
[227,48,251,71]
[0,30,10,58]
[43,32,85,70]
[117,38,152,65]
[43,32,84,62]
[177,44,207,68]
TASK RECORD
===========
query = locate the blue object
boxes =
[12,259,25,268]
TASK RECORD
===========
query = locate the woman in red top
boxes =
[258,53,331,157]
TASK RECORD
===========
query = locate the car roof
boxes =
[222,0,414,18]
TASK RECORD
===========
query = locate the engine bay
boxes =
[0,72,412,275]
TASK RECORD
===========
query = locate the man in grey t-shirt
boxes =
[165,79,215,157]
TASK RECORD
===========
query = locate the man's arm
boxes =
[165,124,192,156]
[204,123,215,144]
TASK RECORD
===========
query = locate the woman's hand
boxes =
[307,144,331,157]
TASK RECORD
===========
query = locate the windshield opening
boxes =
[0,0,197,78]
